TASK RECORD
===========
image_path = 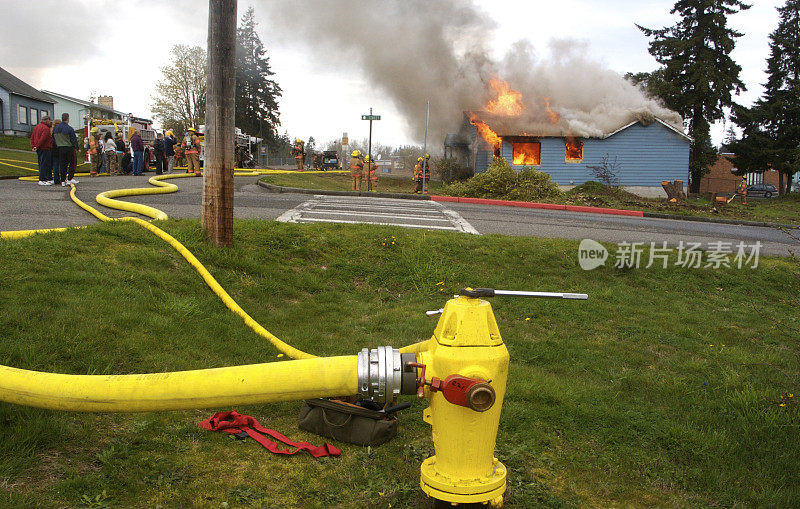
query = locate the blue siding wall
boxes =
[8,95,53,133]
[484,122,689,186]
[0,87,10,132]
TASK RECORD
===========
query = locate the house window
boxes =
[18,105,27,124]
[565,137,583,162]
[30,108,38,125]
[746,172,763,185]
[41,109,48,120]
[512,141,541,165]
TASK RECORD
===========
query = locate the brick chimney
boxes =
[98,95,114,110]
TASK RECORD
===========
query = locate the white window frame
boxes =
[18,105,27,124]
[41,109,48,120]
[564,138,584,163]
[30,108,38,125]
[746,172,763,185]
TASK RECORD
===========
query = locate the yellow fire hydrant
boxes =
[412,295,510,506]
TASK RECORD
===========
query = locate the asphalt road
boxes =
[0,174,797,256]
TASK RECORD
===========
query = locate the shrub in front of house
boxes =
[433,157,474,183]
[444,156,566,202]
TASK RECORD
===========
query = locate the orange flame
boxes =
[543,98,559,124]
[513,142,541,166]
[486,78,524,116]
[565,137,583,161]
[470,113,502,154]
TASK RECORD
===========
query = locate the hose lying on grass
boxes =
[0,170,425,410]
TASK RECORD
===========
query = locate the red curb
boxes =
[430,196,644,218]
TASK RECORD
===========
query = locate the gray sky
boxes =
[0,0,785,147]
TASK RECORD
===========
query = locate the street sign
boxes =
[361,115,381,121]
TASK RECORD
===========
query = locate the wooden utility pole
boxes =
[202,0,237,247]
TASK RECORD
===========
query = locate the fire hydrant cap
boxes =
[433,296,503,347]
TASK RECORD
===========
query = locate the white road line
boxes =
[433,202,480,234]
[297,217,460,231]
[303,209,454,223]
[277,195,480,234]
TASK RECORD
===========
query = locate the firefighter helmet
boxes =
[90,127,99,134]
[166,130,173,136]
[296,138,302,143]
[351,150,361,157]
[364,155,370,162]
[187,127,196,133]
[417,157,423,162]
[425,154,430,159]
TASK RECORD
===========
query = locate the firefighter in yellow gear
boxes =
[738,177,748,205]
[88,127,102,176]
[291,139,305,171]
[413,157,424,194]
[364,155,378,192]
[422,154,432,194]
[183,127,202,175]
[349,150,364,191]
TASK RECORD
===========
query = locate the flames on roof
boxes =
[466,76,689,152]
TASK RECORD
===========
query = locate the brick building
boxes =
[699,153,781,195]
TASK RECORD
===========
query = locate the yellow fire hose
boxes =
[0,356,358,412]
[0,170,425,411]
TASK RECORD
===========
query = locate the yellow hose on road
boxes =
[0,355,358,412]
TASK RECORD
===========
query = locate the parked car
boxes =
[747,183,778,198]
[791,181,799,193]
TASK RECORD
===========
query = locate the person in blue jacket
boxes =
[52,113,79,186]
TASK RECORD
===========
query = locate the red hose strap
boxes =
[198,411,341,458]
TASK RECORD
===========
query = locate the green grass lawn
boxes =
[0,134,34,151]
[260,172,445,195]
[0,148,38,176]
[566,181,800,225]
[0,220,798,507]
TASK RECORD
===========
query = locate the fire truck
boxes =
[193,125,257,168]
[84,115,157,169]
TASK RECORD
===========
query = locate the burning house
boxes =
[446,79,691,197]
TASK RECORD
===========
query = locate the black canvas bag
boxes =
[298,398,398,447]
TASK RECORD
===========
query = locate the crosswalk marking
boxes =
[276,195,479,234]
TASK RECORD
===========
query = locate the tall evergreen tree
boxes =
[729,0,800,194]
[235,6,282,144]
[638,0,750,193]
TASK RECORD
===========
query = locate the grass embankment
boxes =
[0,134,34,151]
[1,221,798,507]
[568,181,800,225]
[260,171,445,195]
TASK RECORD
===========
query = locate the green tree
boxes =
[151,45,207,134]
[638,0,751,193]
[728,0,800,194]
[625,69,677,106]
[235,6,282,144]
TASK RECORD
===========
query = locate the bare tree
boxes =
[587,154,622,187]
[151,45,207,133]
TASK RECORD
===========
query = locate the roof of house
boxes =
[41,90,126,117]
[0,66,55,103]
[465,110,692,142]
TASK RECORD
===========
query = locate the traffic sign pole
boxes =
[422,101,429,195]
[362,109,380,192]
